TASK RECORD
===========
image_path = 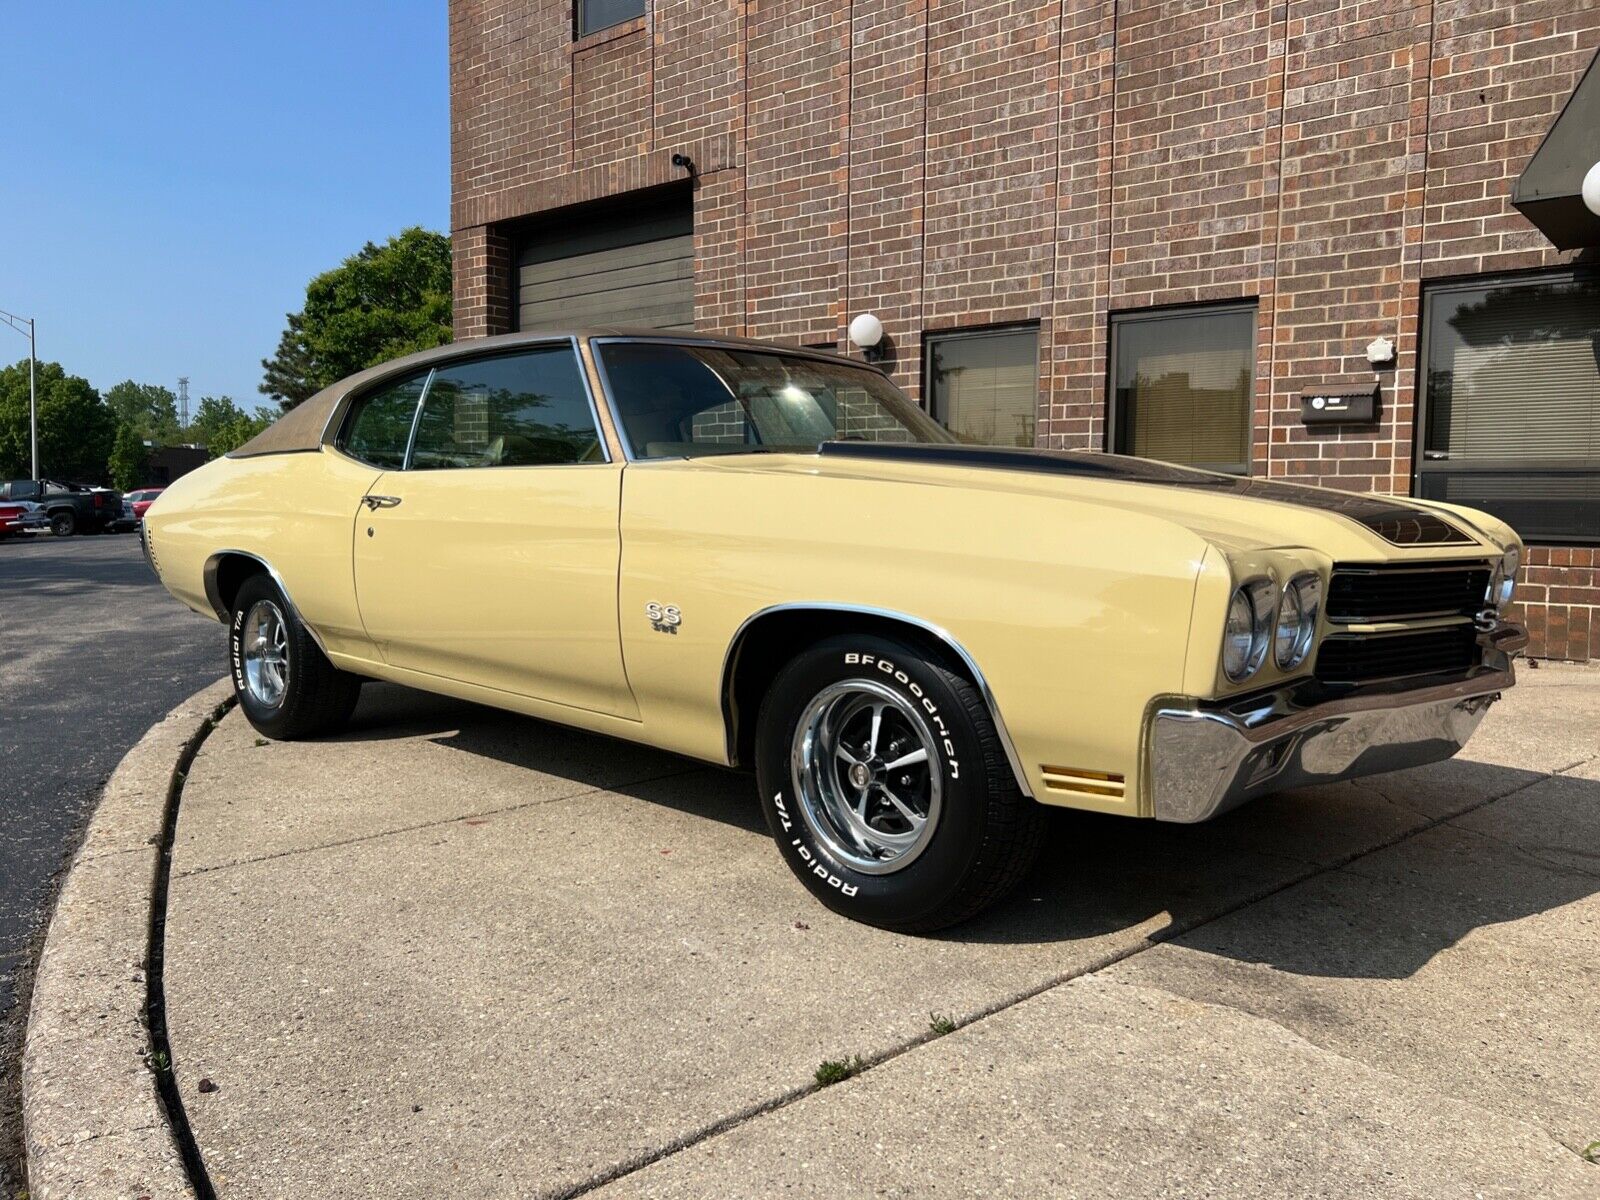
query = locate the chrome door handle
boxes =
[362,495,402,510]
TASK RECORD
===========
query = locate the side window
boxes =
[341,373,429,469]
[409,346,602,470]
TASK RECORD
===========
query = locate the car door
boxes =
[352,340,636,719]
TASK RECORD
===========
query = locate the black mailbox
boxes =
[1300,386,1378,425]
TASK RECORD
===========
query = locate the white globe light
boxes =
[1583,160,1600,218]
[848,312,884,349]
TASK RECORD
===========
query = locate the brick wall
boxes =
[449,0,1599,659]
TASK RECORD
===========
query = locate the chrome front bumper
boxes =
[1146,622,1526,823]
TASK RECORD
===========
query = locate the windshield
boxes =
[595,341,954,459]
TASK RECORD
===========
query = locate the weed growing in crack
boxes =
[814,1056,866,1087]
[928,1013,957,1037]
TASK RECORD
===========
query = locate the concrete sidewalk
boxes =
[162,667,1600,1198]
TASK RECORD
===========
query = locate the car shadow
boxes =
[331,683,769,836]
[328,684,1600,980]
[950,756,1600,981]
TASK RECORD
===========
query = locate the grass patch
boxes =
[1582,1141,1600,1164]
[814,1055,866,1087]
[928,1012,957,1037]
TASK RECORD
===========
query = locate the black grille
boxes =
[1326,563,1491,623]
[1315,626,1480,684]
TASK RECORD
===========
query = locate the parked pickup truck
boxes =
[0,498,50,539]
[0,479,126,536]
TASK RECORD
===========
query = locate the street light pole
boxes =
[1,306,40,479]
[27,318,36,480]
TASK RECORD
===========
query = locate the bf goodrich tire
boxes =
[755,633,1045,933]
[230,573,362,740]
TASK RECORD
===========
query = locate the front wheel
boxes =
[755,634,1045,933]
[229,573,362,739]
[49,511,75,537]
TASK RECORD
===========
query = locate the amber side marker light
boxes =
[1040,766,1126,800]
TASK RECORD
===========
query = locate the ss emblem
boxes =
[646,602,682,634]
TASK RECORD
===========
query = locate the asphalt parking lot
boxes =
[161,664,1600,1197]
[0,532,224,1191]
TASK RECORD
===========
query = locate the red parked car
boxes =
[0,499,50,539]
[126,487,165,521]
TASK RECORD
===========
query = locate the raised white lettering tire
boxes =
[229,573,362,740]
[755,634,1045,932]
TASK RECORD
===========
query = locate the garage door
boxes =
[516,196,694,332]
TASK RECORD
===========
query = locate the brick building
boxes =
[449,0,1600,659]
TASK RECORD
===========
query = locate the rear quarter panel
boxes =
[619,460,1211,811]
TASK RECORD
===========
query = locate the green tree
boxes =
[0,359,117,483]
[104,380,181,443]
[262,227,452,408]
[191,395,273,457]
[108,421,151,490]
[207,411,273,457]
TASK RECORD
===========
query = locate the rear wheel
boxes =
[755,633,1045,933]
[49,511,75,537]
[229,573,362,739]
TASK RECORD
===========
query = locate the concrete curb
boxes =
[22,679,234,1200]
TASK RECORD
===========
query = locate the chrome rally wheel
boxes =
[229,572,362,740]
[240,599,290,708]
[755,633,1046,933]
[790,679,941,875]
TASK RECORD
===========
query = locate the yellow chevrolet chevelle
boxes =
[144,330,1528,930]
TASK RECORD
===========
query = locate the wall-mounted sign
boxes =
[1300,386,1378,425]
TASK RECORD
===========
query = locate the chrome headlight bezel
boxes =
[1275,572,1322,670]
[1223,578,1276,683]
[1488,546,1520,609]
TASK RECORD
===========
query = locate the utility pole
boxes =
[0,307,39,479]
[178,376,190,435]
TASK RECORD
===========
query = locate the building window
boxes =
[1110,304,1256,475]
[576,0,644,38]
[1418,271,1600,544]
[924,326,1038,447]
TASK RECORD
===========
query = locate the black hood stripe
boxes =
[817,442,1475,547]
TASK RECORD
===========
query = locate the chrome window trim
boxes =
[719,602,1035,799]
[321,336,611,467]
[400,368,437,470]
[202,550,331,657]
[587,335,897,463]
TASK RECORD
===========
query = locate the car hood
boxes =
[693,442,1511,560]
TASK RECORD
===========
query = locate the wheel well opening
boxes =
[723,609,973,769]
[206,553,267,620]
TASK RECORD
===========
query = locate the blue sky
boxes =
[0,2,449,413]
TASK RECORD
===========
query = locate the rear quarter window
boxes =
[339,373,429,469]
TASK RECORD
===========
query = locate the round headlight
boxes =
[1223,581,1273,682]
[1275,573,1321,670]
[1224,590,1255,681]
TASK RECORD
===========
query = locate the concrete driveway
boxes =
[163,666,1600,1198]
